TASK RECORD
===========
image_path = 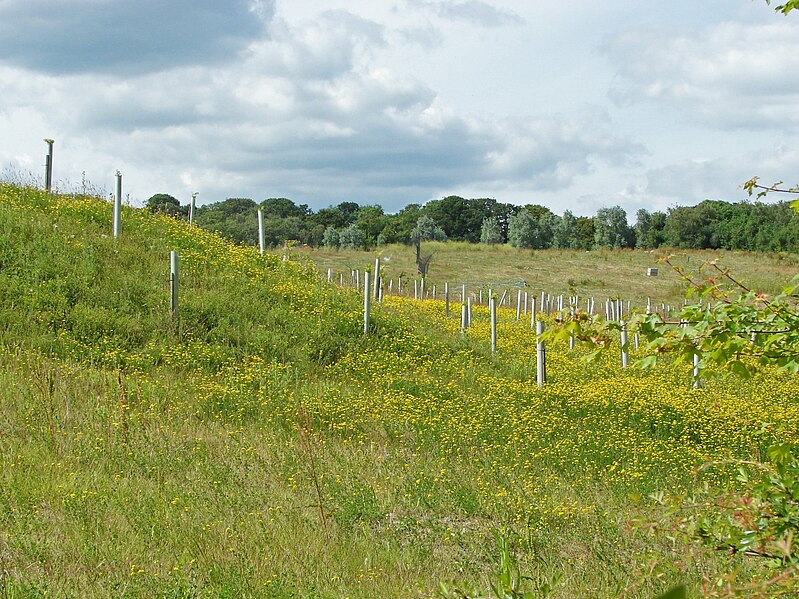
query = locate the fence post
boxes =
[530,297,537,328]
[467,297,472,327]
[113,171,122,239]
[258,209,265,256]
[516,289,522,320]
[189,192,197,226]
[373,258,380,299]
[490,297,497,354]
[693,353,702,389]
[445,282,450,317]
[620,321,629,368]
[536,320,546,388]
[569,308,575,350]
[363,271,371,336]
[43,139,55,192]
[170,250,179,319]
[461,303,467,331]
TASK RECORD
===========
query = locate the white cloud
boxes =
[406,0,524,27]
[605,20,799,130]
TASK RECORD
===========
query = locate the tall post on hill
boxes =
[189,192,198,226]
[43,139,54,193]
[113,171,122,239]
[373,258,380,299]
[170,250,179,319]
[363,271,371,336]
[490,297,497,354]
[445,282,450,317]
[536,320,546,388]
[257,209,265,256]
[620,321,629,368]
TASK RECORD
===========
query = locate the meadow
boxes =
[295,242,799,308]
[1,183,798,597]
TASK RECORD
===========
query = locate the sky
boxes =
[0,0,797,217]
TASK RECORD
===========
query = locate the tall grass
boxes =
[0,183,794,596]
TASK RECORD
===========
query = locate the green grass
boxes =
[296,241,799,307]
[1,183,797,597]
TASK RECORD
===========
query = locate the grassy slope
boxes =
[1,184,798,597]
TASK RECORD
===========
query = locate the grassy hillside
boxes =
[1,183,798,597]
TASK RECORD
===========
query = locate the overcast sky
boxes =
[1,0,797,216]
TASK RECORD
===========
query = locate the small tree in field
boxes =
[322,226,340,249]
[480,216,502,245]
[338,224,364,250]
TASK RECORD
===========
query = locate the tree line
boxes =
[145,193,799,253]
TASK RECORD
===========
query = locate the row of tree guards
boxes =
[166,253,700,389]
[335,262,681,321]
[353,261,702,389]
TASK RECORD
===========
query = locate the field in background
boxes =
[296,242,799,307]
[2,184,799,597]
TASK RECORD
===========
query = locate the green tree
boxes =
[338,223,364,250]
[260,197,309,219]
[552,210,578,249]
[634,208,666,249]
[195,198,257,245]
[573,216,595,250]
[507,208,555,249]
[145,193,184,216]
[480,216,503,245]
[353,205,387,246]
[410,215,447,243]
[322,226,340,249]
[594,206,633,249]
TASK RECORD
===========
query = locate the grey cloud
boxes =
[0,0,272,75]
[406,0,524,27]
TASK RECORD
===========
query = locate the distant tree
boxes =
[426,196,497,242]
[553,210,578,249]
[573,216,595,250]
[338,223,364,250]
[336,201,361,224]
[353,205,387,246]
[195,197,257,244]
[322,226,340,249]
[594,206,633,248]
[507,209,555,249]
[634,208,667,249]
[480,216,503,245]
[308,207,347,231]
[662,201,722,249]
[410,215,447,243]
[260,197,309,219]
[145,193,184,216]
[389,203,425,244]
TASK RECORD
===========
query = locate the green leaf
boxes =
[655,585,687,599]
[728,360,753,378]
[768,443,794,465]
